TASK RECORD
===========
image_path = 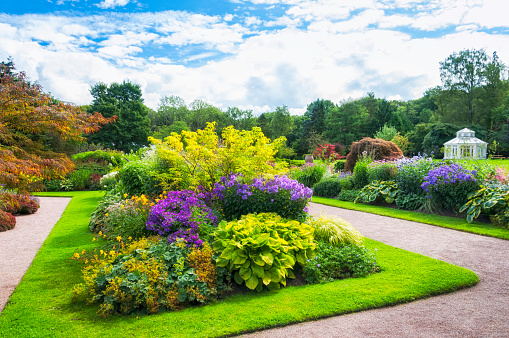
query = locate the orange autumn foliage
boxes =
[0,64,114,192]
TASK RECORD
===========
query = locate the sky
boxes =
[1,0,508,115]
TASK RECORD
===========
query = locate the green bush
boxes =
[117,161,161,197]
[337,189,360,202]
[395,193,426,210]
[312,177,342,198]
[302,240,379,284]
[89,192,123,233]
[367,160,397,182]
[305,215,363,246]
[459,184,509,224]
[103,194,154,240]
[293,163,327,188]
[69,168,92,191]
[72,149,124,167]
[337,173,354,191]
[352,157,372,189]
[333,160,346,172]
[213,213,315,292]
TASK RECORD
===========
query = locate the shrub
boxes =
[117,161,161,197]
[333,160,347,172]
[292,163,326,188]
[0,192,39,215]
[337,189,360,202]
[422,163,479,210]
[72,149,124,168]
[88,192,123,233]
[302,240,379,284]
[352,155,372,189]
[373,124,398,141]
[312,177,342,198]
[213,174,312,221]
[395,193,426,210]
[149,122,287,192]
[99,171,118,191]
[337,172,353,191]
[305,215,363,246]
[146,190,219,247]
[103,194,154,240]
[69,168,92,191]
[73,237,225,317]
[0,210,16,232]
[213,213,315,292]
[313,144,343,162]
[367,160,397,182]
[344,137,403,172]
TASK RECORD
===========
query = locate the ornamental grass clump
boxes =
[213,213,315,292]
[421,163,479,211]
[305,215,364,246]
[72,237,225,317]
[213,174,312,221]
[146,190,219,247]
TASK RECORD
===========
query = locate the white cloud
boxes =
[96,0,131,10]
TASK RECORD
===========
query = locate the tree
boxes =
[439,49,489,124]
[149,95,189,131]
[187,99,228,132]
[225,107,257,131]
[0,63,112,192]
[86,81,151,152]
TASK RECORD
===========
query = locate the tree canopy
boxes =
[0,64,112,192]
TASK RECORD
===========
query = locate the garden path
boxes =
[244,202,509,337]
[0,197,71,314]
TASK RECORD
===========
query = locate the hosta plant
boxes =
[459,184,509,223]
[213,213,315,292]
[355,180,398,204]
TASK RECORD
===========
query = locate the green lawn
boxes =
[0,191,478,337]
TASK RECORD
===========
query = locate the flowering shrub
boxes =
[313,144,344,162]
[302,241,379,284]
[421,163,479,210]
[213,174,312,221]
[0,192,39,215]
[102,194,154,240]
[214,213,315,291]
[394,155,437,209]
[352,155,373,189]
[312,177,342,198]
[146,190,219,247]
[72,237,226,317]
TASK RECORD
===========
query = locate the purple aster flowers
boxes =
[146,190,218,247]
[421,164,477,194]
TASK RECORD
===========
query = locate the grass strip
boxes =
[313,196,509,240]
[0,191,478,337]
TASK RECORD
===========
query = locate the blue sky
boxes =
[1,0,508,114]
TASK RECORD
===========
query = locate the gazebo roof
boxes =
[444,128,488,145]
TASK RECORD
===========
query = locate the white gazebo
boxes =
[444,128,488,160]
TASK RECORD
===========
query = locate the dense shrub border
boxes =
[0,191,478,337]
[313,196,509,240]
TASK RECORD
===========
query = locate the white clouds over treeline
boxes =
[1,0,508,113]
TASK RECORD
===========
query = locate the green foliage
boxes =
[395,193,426,210]
[116,161,161,197]
[459,184,509,223]
[302,240,379,284]
[333,159,346,172]
[367,160,397,182]
[352,156,372,189]
[337,173,354,191]
[373,123,398,141]
[356,181,398,204]
[312,177,342,198]
[72,149,124,167]
[337,189,360,202]
[293,163,326,188]
[89,192,123,233]
[73,237,224,317]
[213,213,315,292]
[304,214,363,246]
[68,168,92,191]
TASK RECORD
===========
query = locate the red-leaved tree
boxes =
[0,63,114,192]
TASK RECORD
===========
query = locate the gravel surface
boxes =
[243,202,509,338]
[0,196,71,314]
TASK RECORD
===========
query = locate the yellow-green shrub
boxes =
[149,122,288,191]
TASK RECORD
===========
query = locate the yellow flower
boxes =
[98,231,103,236]
[121,204,124,210]
[73,253,80,259]
[124,193,128,198]
[92,237,97,242]
[128,236,132,241]
[116,236,122,242]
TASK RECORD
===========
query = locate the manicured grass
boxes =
[0,191,478,337]
[313,196,509,240]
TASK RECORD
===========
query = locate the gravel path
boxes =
[0,196,71,314]
[244,202,509,337]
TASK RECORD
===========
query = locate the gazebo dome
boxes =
[444,128,488,159]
